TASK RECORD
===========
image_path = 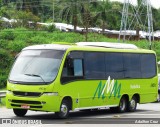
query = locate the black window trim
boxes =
[60,50,157,84]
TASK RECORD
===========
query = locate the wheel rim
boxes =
[130,99,136,110]
[120,99,125,111]
[60,104,68,117]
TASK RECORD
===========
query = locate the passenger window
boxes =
[106,53,124,79]
[123,54,141,78]
[84,52,105,79]
[141,54,156,78]
[74,59,83,76]
[61,53,84,84]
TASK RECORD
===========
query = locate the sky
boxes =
[111,0,160,9]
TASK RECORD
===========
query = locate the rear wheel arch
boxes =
[132,93,140,103]
[122,94,129,103]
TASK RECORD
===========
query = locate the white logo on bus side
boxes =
[130,85,140,89]
[101,76,114,95]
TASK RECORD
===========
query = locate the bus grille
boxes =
[11,100,42,104]
[13,91,42,97]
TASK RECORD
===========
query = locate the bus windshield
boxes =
[9,50,64,84]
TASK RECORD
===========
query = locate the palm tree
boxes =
[79,1,100,41]
[16,0,41,15]
[90,0,112,33]
[59,0,83,31]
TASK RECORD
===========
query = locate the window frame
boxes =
[84,52,106,80]
[60,50,157,84]
[61,52,85,84]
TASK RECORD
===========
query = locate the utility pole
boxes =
[118,0,129,42]
[53,0,54,23]
[146,0,154,49]
[119,0,154,50]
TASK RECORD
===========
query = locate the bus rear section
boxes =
[59,49,158,115]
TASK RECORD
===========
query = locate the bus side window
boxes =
[61,57,84,84]
[73,59,83,76]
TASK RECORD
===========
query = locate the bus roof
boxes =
[23,44,71,51]
[76,42,138,49]
[22,42,155,54]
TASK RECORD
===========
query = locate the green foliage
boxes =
[0,75,8,88]
[1,0,160,31]
[0,49,12,68]
[0,39,8,48]
[47,25,56,32]
[28,36,49,44]
[0,29,15,40]
[0,49,13,88]
[0,97,6,107]
[8,41,27,52]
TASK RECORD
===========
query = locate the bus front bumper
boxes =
[6,91,61,112]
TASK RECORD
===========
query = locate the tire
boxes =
[110,97,127,113]
[128,96,137,112]
[55,100,70,119]
[117,97,127,113]
[13,109,27,117]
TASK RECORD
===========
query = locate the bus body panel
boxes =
[6,43,158,113]
[58,78,158,110]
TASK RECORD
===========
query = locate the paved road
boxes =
[0,102,160,125]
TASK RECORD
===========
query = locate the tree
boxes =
[90,0,112,33]
[14,10,40,27]
[15,0,41,15]
[59,0,84,31]
[90,0,122,32]
[79,1,99,41]
[152,8,160,30]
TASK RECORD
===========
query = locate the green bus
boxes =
[6,42,158,118]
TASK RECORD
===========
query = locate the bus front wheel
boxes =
[13,108,28,117]
[55,100,70,119]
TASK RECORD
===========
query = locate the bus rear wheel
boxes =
[128,96,137,112]
[55,100,70,119]
[110,97,127,113]
[117,97,127,113]
[13,109,28,117]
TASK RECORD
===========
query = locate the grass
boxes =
[0,97,6,107]
[0,88,6,91]
[0,88,6,107]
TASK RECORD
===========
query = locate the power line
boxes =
[118,0,154,49]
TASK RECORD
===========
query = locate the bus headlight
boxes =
[43,92,58,96]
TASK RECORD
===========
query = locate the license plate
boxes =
[21,104,30,109]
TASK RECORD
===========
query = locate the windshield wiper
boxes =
[24,73,46,84]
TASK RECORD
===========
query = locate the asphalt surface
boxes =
[0,102,160,125]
